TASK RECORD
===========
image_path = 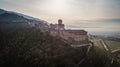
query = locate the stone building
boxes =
[50,19,65,30]
[49,19,88,44]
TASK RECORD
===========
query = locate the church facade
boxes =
[49,19,88,44]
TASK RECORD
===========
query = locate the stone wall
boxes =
[50,30,88,44]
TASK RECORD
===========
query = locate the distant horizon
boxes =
[0,0,120,22]
[0,0,120,37]
[0,8,120,37]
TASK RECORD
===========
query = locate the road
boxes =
[99,39,120,53]
[112,49,120,53]
[98,39,120,63]
[70,44,89,47]
[99,39,110,51]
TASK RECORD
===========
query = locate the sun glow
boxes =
[38,0,69,13]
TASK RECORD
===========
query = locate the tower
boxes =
[57,19,64,30]
[58,19,62,24]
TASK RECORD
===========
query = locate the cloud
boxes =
[0,0,120,29]
[65,18,120,29]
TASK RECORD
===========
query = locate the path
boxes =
[99,39,120,63]
[70,44,89,47]
[99,39,120,53]
[99,39,110,51]
[112,49,120,53]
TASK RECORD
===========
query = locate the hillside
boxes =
[0,24,88,67]
[0,9,49,29]
[0,9,120,67]
[0,22,120,67]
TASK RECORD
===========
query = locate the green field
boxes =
[91,38,120,51]
[105,40,120,51]
[90,38,120,65]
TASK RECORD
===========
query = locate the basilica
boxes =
[49,19,88,44]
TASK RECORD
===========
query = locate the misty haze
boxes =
[0,0,120,67]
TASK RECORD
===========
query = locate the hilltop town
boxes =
[49,19,89,45]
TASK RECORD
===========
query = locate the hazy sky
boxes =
[0,0,120,30]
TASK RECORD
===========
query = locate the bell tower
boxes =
[58,19,62,24]
[57,19,64,30]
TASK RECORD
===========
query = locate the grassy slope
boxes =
[105,40,120,50]
[91,38,104,49]
[91,38,120,67]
